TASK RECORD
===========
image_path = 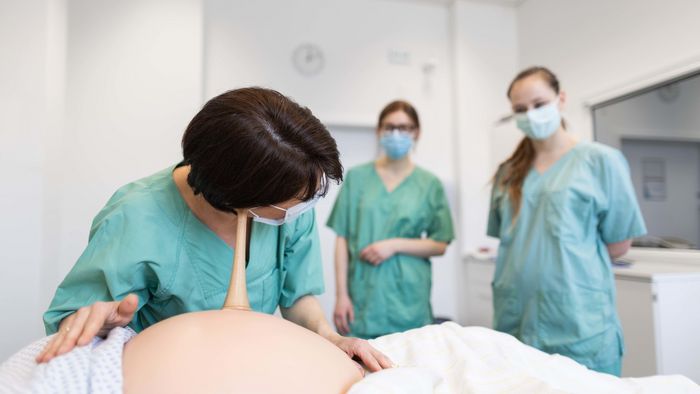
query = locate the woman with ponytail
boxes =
[487,67,646,375]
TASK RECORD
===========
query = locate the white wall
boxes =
[54,0,204,282]
[452,0,519,254]
[0,0,54,360]
[204,0,461,322]
[450,0,519,323]
[0,0,204,359]
[516,0,700,145]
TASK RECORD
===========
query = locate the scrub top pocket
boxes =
[537,288,617,366]
[491,285,521,335]
[387,257,431,330]
[490,193,514,245]
[544,189,591,243]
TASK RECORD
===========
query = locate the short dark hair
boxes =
[182,87,343,212]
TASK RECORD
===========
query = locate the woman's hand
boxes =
[36,294,139,363]
[281,295,394,375]
[360,239,397,265]
[331,335,394,374]
[334,295,355,335]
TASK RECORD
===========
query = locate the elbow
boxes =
[608,240,632,259]
[611,248,630,260]
[434,242,448,256]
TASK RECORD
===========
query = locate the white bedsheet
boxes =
[1,323,697,393]
[349,322,700,394]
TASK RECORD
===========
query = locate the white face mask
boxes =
[249,195,320,226]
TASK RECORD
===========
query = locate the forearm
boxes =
[282,295,394,372]
[335,237,350,298]
[607,239,632,259]
[280,295,340,343]
[391,238,448,258]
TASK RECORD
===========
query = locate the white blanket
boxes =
[349,322,700,393]
[1,323,698,393]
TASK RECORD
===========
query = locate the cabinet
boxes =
[460,248,700,383]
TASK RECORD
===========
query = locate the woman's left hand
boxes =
[331,335,394,374]
[360,240,397,265]
[282,296,394,375]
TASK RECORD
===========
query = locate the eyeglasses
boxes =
[379,123,417,133]
[249,194,320,226]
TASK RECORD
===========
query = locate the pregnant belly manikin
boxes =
[122,309,362,393]
[121,211,362,393]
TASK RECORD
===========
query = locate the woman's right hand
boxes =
[333,295,354,335]
[36,293,139,363]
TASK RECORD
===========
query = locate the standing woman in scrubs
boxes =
[328,100,454,339]
[487,67,646,375]
[37,87,392,371]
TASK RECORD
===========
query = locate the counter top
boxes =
[613,260,700,282]
[465,247,700,283]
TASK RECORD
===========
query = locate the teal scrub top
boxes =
[327,162,454,339]
[43,165,324,334]
[487,142,646,374]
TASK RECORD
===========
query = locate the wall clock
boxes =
[292,43,325,76]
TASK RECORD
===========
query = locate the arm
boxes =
[280,295,337,341]
[335,236,350,298]
[360,238,448,265]
[37,295,139,363]
[391,238,448,257]
[280,295,393,372]
[597,150,647,256]
[39,216,152,363]
[334,237,354,334]
[607,239,632,260]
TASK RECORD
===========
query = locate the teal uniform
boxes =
[487,142,646,375]
[44,165,324,334]
[327,162,454,339]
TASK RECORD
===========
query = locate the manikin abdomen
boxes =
[121,211,362,393]
[122,310,361,393]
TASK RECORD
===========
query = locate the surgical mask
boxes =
[515,100,561,140]
[249,195,319,226]
[380,129,414,159]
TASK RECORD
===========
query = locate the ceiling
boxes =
[388,0,528,7]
